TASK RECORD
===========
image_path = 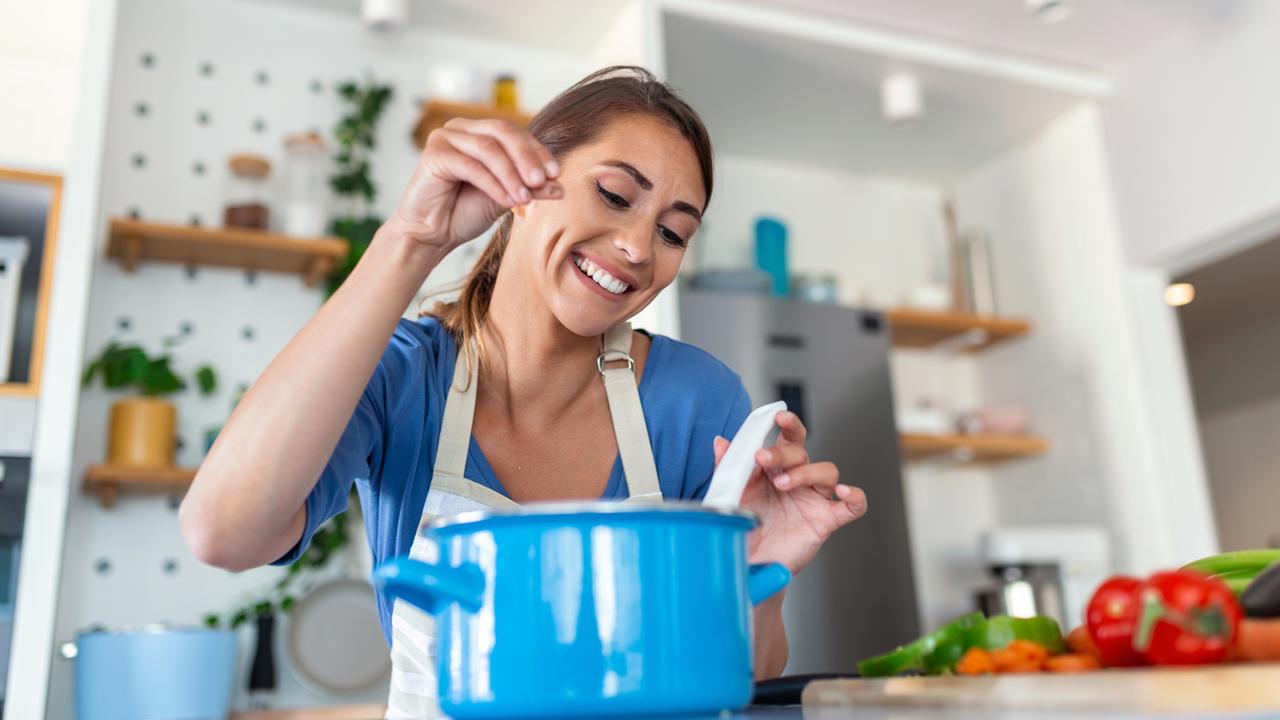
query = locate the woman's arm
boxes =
[754,593,789,679]
[180,119,562,572]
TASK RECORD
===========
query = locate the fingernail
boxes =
[775,473,791,489]
[545,159,560,177]
[529,167,545,185]
[519,186,532,203]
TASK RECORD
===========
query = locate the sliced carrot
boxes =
[1235,618,1280,662]
[990,648,1041,673]
[1066,626,1102,662]
[1045,653,1102,673]
[1006,639,1050,668]
[956,647,995,675]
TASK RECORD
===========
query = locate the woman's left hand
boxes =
[714,411,868,575]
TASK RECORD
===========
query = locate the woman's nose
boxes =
[612,224,653,265]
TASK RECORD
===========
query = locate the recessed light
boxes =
[881,73,923,123]
[1164,282,1195,307]
[1025,0,1076,24]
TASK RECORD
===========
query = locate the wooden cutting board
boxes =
[803,664,1280,714]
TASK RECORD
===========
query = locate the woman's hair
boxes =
[425,66,713,375]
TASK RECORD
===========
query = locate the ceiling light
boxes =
[1164,282,1195,307]
[1025,0,1076,24]
[881,73,923,123]
[362,0,407,32]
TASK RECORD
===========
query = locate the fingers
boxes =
[436,119,560,205]
[833,484,869,523]
[755,443,809,475]
[772,461,838,492]
[713,435,730,467]
[775,411,807,446]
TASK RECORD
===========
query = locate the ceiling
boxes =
[1178,235,1280,346]
[664,11,1086,181]
[751,0,1238,73]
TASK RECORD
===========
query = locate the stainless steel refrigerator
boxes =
[679,288,919,674]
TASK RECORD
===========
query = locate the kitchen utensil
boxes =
[974,562,1066,626]
[62,625,236,720]
[802,664,1280,714]
[703,401,787,508]
[248,612,277,703]
[373,501,791,718]
[0,236,29,383]
[287,578,390,694]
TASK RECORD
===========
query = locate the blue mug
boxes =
[375,501,790,718]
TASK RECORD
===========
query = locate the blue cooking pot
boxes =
[374,501,790,718]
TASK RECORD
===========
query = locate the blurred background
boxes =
[2,0,1278,717]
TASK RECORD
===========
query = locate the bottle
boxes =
[281,131,329,237]
[224,154,271,230]
[493,74,518,111]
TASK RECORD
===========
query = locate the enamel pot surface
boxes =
[374,502,790,718]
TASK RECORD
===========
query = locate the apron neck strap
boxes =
[432,326,663,500]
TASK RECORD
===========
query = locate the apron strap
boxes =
[599,324,663,500]
[433,347,477,481]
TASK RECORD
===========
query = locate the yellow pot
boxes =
[108,397,176,468]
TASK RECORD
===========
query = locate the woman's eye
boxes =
[659,225,688,248]
[596,182,630,209]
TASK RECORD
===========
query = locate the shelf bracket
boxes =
[121,235,143,273]
[303,255,336,288]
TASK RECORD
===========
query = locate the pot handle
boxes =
[373,557,485,615]
[748,562,791,605]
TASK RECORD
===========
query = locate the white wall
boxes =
[953,104,1216,577]
[0,1,91,172]
[1102,0,1280,267]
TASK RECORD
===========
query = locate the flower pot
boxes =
[108,397,176,468]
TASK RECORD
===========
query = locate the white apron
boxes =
[384,324,663,719]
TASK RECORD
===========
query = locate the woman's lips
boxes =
[570,255,631,301]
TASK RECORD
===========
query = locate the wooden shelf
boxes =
[886,308,1031,352]
[413,99,533,148]
[106,219,348,287]
[900,433,1048,465]
[84,463,198,508]
[0,383,38,398]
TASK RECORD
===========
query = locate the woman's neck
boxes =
[479,255,601,424]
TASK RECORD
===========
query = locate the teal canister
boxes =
[754,216,789,296]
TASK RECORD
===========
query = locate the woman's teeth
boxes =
[574,256,630,295]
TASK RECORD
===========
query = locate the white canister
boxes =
[282,132,330,238]
[0,237,30,383]
[428,63,486,104]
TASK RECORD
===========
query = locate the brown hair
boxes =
[425,66,713,375]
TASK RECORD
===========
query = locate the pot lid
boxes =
[430,499,756,531]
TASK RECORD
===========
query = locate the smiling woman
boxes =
[180,66,865,719]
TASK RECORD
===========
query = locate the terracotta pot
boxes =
[108,397,176,468]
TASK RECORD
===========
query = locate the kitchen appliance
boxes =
[974,562,1065,623]
[980,526,1110,629]
[679,289,920,673]
[373,502,790,718]
[0,237,29,383]
[62,625,236,720]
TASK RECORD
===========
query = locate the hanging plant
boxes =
[327,75,395,296]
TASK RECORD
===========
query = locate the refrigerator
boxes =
[679,288,920,673]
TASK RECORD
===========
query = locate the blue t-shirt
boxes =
[275,316,752,643]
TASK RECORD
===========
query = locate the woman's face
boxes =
[509,114,706,337]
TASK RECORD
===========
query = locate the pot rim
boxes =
[77,623,231,638]
[430,499,756,531]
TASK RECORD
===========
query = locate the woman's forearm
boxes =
[753,593,788,679]
[179,219,446,571]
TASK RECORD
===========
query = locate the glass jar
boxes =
[224,153,271,230]
[493,74,518,111]
[281,132,329,238]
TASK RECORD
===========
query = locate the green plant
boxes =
[204,491,356,628]
[328,76,395,296]
[82,341,217,397]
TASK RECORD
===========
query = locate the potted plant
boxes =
[82,341,217,468]
[327,75,394,296]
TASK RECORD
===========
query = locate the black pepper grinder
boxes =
[248,611,277,708]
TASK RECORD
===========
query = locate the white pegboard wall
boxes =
[50,0,604,715]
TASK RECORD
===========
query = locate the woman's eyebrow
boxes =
[602,160,702,220]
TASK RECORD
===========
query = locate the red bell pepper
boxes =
[1133,570,1241,665]
[1086,576,1147,667]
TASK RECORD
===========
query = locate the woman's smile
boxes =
[570,251,637,300]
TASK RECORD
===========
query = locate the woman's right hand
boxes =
[392,117,563,252]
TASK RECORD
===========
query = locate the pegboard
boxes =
[50,0,600,715]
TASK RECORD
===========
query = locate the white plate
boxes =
[286,578,390,695]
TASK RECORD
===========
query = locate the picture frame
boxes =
[0,167,62,397]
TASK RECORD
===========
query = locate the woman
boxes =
[180,66,867,716]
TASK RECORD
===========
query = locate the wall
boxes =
[47,0,607,716]
[953,103,1215,578]
[1101,0,1280,267]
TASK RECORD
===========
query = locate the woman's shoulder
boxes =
[646,333,748,405]
[366,316,456,414]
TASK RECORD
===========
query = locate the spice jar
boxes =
[225,153,271,230]
[493,74,518,111]
[282,132,329,237]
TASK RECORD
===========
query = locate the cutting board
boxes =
[803,664,1280,714]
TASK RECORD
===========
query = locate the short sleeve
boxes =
[269,318,434,566]
[687,381,752,501]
